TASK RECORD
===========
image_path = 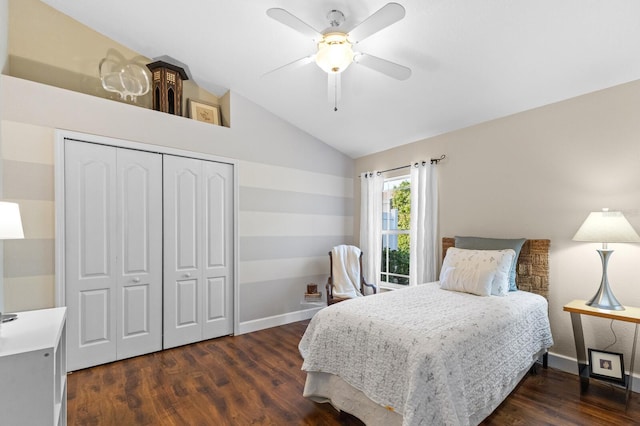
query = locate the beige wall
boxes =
[1,121,55,311]
[8,0,223,122]
[355,79,640,375]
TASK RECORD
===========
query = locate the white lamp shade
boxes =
[572,210,640,243]
[0,202,25,239]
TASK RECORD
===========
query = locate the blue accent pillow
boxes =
[454,236,526,291]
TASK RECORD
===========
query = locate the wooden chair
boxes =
[326,247,377,305]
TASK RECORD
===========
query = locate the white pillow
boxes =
[440,247,516,296]
[440,266,495,296]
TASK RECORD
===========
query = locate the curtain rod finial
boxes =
[430,154,446,164]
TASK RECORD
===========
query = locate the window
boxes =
[381,175,410,287]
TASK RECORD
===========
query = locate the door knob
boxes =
[183,273,191,278]
[133,277,141,283]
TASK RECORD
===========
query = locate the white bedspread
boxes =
[299,282,553,426]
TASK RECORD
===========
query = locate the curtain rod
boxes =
[364,154,446,177]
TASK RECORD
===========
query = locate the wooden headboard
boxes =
[442,238,550,299]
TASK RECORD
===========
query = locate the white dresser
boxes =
[0,307,67,425]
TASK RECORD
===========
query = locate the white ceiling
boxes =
[41,0,640,159]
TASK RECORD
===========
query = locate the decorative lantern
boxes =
[146,60,188,116]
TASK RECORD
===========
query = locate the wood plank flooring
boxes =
[67,320,640,425]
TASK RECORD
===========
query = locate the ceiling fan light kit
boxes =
[315,32,354,74]
[267,2,411,110]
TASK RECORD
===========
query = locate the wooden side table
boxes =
[563,299,640,406]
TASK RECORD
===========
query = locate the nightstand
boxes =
[563,300,640,406]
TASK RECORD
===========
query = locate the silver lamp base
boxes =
[586,249,625,311]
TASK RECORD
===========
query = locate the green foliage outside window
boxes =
[392,180,411,252]
[381,248,410,282]
[381,179,410,284]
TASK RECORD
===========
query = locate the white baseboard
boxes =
[547,351,640,393]
[237,306,321,335]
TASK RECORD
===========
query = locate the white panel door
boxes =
[65,141,117,370]
[116,148,163,359]
[163,155,203,348]
[202,161,234,339]
[66,141,163,370]
[164,156,234,348]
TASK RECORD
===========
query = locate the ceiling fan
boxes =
[266,2,411,111]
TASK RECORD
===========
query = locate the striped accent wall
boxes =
[0,120,356,323]
[238,160,353,322]
[1,120,55,311]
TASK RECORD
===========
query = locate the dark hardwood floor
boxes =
[68,320,640,425]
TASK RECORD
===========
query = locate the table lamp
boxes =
[0,201,24,322]
[572,208,640,311]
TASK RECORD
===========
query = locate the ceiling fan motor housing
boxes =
[326,9,346,27]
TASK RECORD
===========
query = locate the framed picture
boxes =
[588,348,625,384]
[188,99,221,125]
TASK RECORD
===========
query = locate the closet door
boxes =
[66,141,118,370]
[163,156,203,348]
[163,156,234,348]
[116,148,163,359]
[202,161,234,339]
[66,141,162,370]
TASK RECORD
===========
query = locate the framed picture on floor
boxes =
[588,348,625,384]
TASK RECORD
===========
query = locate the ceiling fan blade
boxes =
[353,53,412,80]
[348,3,405,43]
[262,55,315,77]
[266,8,322,41]
[328,73,341,108]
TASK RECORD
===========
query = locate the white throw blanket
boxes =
[331,245,363,299]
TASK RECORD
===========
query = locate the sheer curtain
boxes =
[359,172,383,292]
[409,162,439,285]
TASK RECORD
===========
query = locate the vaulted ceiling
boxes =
[41,0,640,158]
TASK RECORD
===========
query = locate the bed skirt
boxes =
[303,349,547,426]
[303,371,403,425]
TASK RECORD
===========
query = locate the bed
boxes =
[299,238,553,426]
